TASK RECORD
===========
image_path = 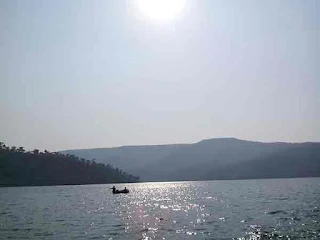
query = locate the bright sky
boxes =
[1,0,319,151]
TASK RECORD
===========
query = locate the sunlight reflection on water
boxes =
[0,178,319,239]
[109,181,215,239]
[107,179,320,239]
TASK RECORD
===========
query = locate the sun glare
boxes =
[135,0,186,23]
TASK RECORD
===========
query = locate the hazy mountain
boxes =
[62,144,189,180]
[61,138,320,181]
[204,143,320,180]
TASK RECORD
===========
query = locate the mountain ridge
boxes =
[61,138,320,182]
[61,137,319,152]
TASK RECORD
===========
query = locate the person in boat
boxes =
[112,186,116,193]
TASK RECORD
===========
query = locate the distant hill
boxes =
[204,142,320,180]
[0,142,139,187]
[61,138,320,182]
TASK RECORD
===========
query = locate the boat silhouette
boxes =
[111,186,129,194]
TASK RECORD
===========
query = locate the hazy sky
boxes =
[1,0,319,151]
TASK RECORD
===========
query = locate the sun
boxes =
[134,0,186,23]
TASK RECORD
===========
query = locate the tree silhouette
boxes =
[0,142,139,187]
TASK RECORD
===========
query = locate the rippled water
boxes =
[0,178,319,239]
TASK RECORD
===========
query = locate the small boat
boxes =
[111,186,129,194]
[113,189,129,194]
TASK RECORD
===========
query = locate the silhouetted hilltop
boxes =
[62,138,320,182]
[0,142,139,187]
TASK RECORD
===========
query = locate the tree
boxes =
[32,149,39,155]
[0,142,139,187]
[17,147,25,153]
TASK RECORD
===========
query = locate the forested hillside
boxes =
[63,138,320,181]
[0,142,139,187]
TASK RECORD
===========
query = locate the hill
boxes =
[0,142,139,187]
[62,138,320,181]
[204,142,320,180]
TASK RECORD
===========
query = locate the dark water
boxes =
[0,178,319,239]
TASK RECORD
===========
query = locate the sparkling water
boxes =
[0,178,319,239]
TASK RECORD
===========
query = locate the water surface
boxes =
[0,178,319,239]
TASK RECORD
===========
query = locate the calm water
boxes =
[0,178,319,240]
